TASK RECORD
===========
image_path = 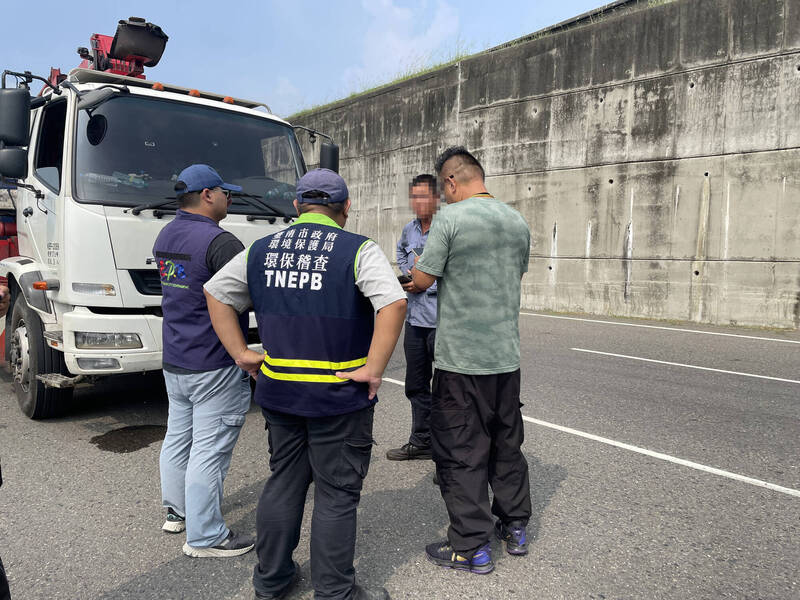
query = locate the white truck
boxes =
[0,18,337,418]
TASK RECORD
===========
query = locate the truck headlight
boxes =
[72,283,116,296]
[74,332,142,349]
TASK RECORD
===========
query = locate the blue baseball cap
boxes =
[296,168,349,204]
[175,164,242,195]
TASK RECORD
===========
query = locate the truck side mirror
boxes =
[0,147,28,179]
[319,142,339,173]
[0,88,31,179]
[0,88,31,146]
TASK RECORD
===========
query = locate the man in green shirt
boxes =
[411,146,532,575]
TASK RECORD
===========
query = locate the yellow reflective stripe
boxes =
[263,351,366,370]
[260,363,349,383]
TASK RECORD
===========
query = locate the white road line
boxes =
[380,376,800,498]
[521,312,800,345]
[521,415,800,499]
[572,347,800,385]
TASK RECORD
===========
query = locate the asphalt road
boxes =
[0,312,798,599]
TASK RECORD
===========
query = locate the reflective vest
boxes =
[153,210,247,371]
[246,213,375,416]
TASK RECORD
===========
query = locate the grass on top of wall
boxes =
[287,0,678,121]
[288,45,472,122]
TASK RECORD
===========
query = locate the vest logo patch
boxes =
[159,258,189,289]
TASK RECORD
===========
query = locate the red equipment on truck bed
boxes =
[48,17,168,87]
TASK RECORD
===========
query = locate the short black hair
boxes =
[409,174,437,194]
[434,146,485,181]
[297,201,346,216]
[174,181,201,208]
[177,191,202,208]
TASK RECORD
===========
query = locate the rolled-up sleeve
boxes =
[396,223,415,274]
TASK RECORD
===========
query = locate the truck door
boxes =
[22,98,65,265]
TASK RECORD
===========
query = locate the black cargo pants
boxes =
[253,405,374,600]
[430,368,532,556]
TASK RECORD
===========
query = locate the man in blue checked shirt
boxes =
[387,174,440,461]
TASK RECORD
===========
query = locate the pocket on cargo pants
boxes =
[431,409,472,468]
[215,413,246,454]
[335,439,373,492]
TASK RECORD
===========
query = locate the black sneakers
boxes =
[182,530,255,558]
[494,520,529,556]
[425,540,495,575]
[386,443,432,461]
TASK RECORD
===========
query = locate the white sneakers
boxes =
[162,508,186,533]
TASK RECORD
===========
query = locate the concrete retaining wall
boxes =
[293,0,800,328]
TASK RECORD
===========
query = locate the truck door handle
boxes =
[22,207,33,218]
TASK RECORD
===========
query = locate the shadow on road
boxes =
[355,453,568,590]
[94,451,566,599]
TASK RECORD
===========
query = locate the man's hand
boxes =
[0,285,10,318]
[335,366,382,400]
[402,280,424,294]
[337,298,405,400]
[236,348,264,379]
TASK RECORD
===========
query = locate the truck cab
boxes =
[0,19,323,418]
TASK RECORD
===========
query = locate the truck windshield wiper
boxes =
[126,197,178,215]
[231,192,293,223]
[125,192,294,222]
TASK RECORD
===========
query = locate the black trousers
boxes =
[431,368,532,556]
[253,405,374,600]
[403,325,436,448]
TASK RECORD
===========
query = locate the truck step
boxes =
[36,373,84,388]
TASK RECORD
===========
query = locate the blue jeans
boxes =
[159,364,251,547]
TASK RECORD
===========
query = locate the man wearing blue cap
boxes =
[154,164,254,558]
[204,168,406,599]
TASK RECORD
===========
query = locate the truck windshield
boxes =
[73,94,305,215]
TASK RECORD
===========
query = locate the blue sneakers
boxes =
[425,540,494,574]
[494,520,528,556]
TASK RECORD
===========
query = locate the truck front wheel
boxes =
[8,297,73,419]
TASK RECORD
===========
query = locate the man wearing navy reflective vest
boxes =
[205,168,406,600]
[154,164,254,559]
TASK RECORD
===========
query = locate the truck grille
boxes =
[129,270,162,295]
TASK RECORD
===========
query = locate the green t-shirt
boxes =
[416,195,530,375]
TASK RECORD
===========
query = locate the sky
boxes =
[3,0,606,118]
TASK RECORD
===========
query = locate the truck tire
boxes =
[8,297,73,419]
